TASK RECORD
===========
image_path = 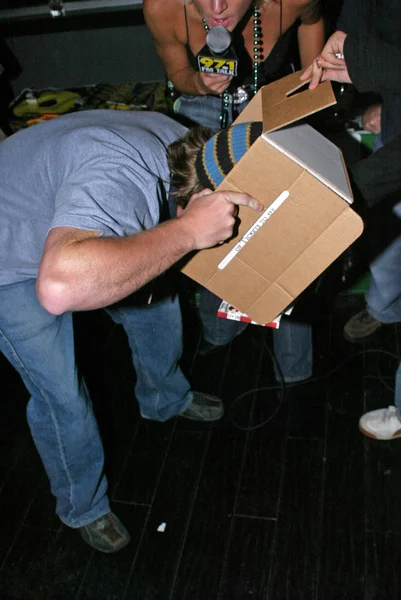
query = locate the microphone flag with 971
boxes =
[196,26,238,77]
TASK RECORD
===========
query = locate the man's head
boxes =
[168,121,263,208]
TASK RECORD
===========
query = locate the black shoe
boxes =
[180,391,224,422]
[79,512,131,553]
[198,338,225,357]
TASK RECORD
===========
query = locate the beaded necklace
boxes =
[202,3,263,128]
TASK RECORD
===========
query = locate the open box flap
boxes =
[234,70,336,131]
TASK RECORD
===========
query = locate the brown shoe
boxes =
[180,392,224,422]
[79,512,130,553]
[343,309,383,343]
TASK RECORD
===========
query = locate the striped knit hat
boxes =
[195,121,263,190]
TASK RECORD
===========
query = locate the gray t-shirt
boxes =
[0,110,187,286]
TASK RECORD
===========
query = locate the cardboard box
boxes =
[181,71,364,324]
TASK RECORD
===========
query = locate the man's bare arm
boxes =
[37,190,263,315]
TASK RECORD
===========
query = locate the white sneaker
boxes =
[359,406,401,440]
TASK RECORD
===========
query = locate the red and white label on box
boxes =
[217,301,293,329]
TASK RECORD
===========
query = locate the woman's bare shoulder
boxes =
[143,0,182,24]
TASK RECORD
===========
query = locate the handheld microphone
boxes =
[196,26,238,77]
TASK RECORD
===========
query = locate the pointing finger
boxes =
[308,61,324,90]
[225,192,263,212]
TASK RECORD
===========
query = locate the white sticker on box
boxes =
[218,190,289,270]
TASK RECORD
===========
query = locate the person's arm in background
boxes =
[301,31,401,205]
[344,34,401,95]
[143,0,232,96]
[361,104,382,134]
[301,30,401,93]
[350,134,401,206]
[343,34,401,201]
[335,0,382,134]
[36,189,263,315]
[297,19,326,67]
[297,0,325,67]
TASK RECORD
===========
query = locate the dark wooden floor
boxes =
[1,277,401,599]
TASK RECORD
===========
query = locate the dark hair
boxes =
[167,125,214,208]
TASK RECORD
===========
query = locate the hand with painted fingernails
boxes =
[301,30,351,89]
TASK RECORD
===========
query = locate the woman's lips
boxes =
[209,17,231,28]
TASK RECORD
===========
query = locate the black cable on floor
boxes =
[228,347,401,432]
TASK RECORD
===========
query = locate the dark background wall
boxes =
[0,7,165,95]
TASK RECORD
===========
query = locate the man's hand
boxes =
[362,104,382,133]
[179,188,263,249]
[301,30,351,89]
[196,71,232,95]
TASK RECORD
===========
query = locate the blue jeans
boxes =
[173,92,255,132]
[365,233,401,324]
[0,279,192,528]
[395,362,401,413]
[366,212,401,411]
[199,288,312,383]
[365,134,401,323]
[174,94,232,132]
[363,134,401,409]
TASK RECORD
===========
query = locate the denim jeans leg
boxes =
[0,280,109,528]
[174,94,233,132]
[200,287,312,381]
[106,293,192,421]
[364,134,401,322]
[394,361,401,415]
[272,318,313,383]
[199,287,248,346]
[366,233,401,323]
